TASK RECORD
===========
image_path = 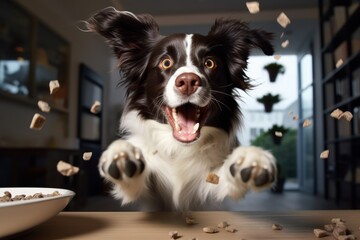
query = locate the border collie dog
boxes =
[86,8,277,211]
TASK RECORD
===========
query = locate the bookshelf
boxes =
[319,0,360,208]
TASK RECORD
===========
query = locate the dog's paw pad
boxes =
[240,166,253,183]
[99,141,145,182]
[229,147,276,189]
[254,168,270,186]
[108,160,122,180]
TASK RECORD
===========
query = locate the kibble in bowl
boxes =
[0,187,75,238]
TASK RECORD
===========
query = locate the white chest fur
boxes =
[121,110,234,209]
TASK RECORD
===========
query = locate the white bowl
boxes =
[0,187,75,238]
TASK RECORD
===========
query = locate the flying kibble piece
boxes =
[277,12,291,28]
[206,172,219,184]
[246,1,260,14]
[57,160,79,177]
[83,152,93,161]
[49,80,60,95]
[320,150,329,159]
[281,40,289,48]
[29,113,46,130]
[37,100,51,113]
[330,108,343,119]
[303,119,312,128]
[90,100,101,114]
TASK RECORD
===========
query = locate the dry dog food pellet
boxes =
[185,216,196,225]
[83,152,93,161]
[217,221,229,228]
[324,224,335,232]
[57,160,79,176]
[30,113,46,130]
[202,226,219,233]
[333,224,348,236]
[37,100,51,113]
[225,226,237,233]
[246,1,260,14]
[314,229,330,238]
[320,150,330,159]
[331,109,343,119]
[168,231,179,239]
[272,223,283,230]
[274,54,281,60]
[0,191,60,203]
[90,100,101,114]
[277,12,291,28]
[206,172,219,184]
[303,119,312,128]
[336,59,344,68]
[281,40,289,48]
[339,112,353,122]
[49,80,60,95]
[331,218,345,224]
[275,131,283,137]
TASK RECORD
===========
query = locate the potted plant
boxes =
[264,62,285,82]
[271,163,286,193]
[266,124,289,145]
[256,93,281,113]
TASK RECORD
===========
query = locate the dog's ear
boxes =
[86,8,160,80]
[208,19,274,90]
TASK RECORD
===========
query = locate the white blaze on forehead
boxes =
[185,34,193,66]
[164,34,210,108]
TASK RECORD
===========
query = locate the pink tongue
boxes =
[172,105,200,143]
[177,105,197,134]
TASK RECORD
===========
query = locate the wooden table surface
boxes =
[14,211,360,239]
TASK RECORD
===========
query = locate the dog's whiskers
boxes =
[209,95,231,112]
[210,90,234,98]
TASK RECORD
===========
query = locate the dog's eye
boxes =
[160,58,173,70]
[204,58,216,69]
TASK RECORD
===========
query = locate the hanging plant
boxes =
[256,93,281,113]
[264,62,285,82]
[266,124,289,145]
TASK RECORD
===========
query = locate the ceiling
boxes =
[40,0,320,55]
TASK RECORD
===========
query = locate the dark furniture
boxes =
[77,64,104,196]
[318,0,360,208]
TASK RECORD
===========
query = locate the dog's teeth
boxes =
[172,108,178,120]
[192,123,200,134]
[175,122,181,132]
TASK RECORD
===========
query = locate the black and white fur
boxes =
[86,8,277,211]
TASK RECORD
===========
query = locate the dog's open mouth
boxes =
[164,103,208,143]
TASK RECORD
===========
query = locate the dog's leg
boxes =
[98,139,146,204]
[212,146,277,200]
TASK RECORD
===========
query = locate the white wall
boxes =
[0,0,122,148]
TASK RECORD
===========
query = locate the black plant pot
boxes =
[271,135,283,145]
[263,103,273,113]
[267,69,279,82]
[271,177,286,193]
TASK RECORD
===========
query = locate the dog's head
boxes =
[86,8,274,143]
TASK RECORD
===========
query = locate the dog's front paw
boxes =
[229,146,276,189]
[99,140,145,182]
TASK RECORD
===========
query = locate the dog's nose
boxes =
[175,73,202,96]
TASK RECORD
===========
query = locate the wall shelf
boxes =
[319,0,360,209]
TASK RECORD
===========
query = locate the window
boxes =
[0,1,69,109]
[0,0,32,96]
